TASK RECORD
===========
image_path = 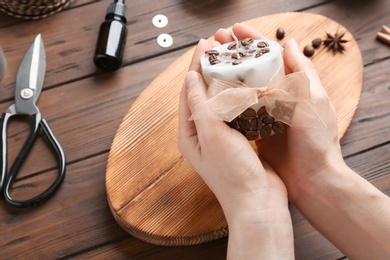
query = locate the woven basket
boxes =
[0,0,72,20]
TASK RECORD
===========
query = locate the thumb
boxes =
[185,71,215,133]
[283,38,327,97]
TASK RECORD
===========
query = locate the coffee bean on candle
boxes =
[232,60,242,65]
[255,52,263,58]
[209,58,221,65]
[245,130,259,140]
[231,52,244,59]
[262,115,275,124]
[241,38,254,46]
[260,47,270,53]
[256,118,263,130]
[226,118,238,129]
[272,121,285,134]
[242,108,257,119]
[238,118,251,131]
[304,45,315,57]
[276,28,285,40]
[271,107,284,119]
[206,50,220,56]
[312,38,322,49]
[257,41,269,48]
[257,106,268,117]
[250,119,258,130]
[227,42,237,50]
[260,124,272,139]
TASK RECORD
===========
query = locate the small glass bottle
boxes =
[94,0,128,71]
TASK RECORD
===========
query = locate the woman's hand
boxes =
[178,24,294,259]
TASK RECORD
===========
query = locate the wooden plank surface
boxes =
[0,0,389,258]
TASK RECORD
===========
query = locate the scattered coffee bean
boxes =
[312,38,322,49]
[272,121,285,134]
[205,49,220,56]
[257,41,269,48]
[276,28,285,40]
[245,131,259,140]
[260,124,272,139]
[303,44,315,57]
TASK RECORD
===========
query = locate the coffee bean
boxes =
[232,60,242,65]
[209,59,221,65]
[245,130,259,140]
[256,118,263,130]
[257,106,267,117]
[260,124,272,139]
[226,118,238,129]
[250,118,257,130]
[206,50,220,56]
[257,41,269,48]
[312,38,322,49]
[276,28,285,40]
[241,38,254,46]
[262,115,275,124]
[242,108,257,119]
[260,47,270,53]
[255,51,263,58]
[238,118,251,131]
[272,121,285,134]
[304,45,315,57]
[271,107,284,119]
[231,52,244,59]
[227,42,237,50]
[281,104,294,117]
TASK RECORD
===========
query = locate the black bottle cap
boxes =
[107,0,128,21]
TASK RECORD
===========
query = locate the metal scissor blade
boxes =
[15,34,46,105]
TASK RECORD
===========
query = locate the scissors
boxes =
[0,34,66,207]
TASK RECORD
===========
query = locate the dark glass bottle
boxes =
[94,0,128,71]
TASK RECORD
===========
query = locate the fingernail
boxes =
[289,38,300,51]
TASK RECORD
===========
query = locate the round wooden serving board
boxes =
[106,12,363,246]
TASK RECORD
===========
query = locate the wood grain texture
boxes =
[106,12,363,246]
[1,0,389,258]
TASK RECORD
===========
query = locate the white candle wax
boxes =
[201,39,283,88]
[200,39,285,139]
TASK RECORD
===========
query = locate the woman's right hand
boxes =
[255,37,343,200]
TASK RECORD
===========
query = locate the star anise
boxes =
[323,31,348,54]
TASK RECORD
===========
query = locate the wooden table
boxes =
[0,0,389,258]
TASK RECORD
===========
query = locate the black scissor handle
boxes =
[1,113,66,207]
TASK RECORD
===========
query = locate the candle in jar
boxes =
[200,38,286,140]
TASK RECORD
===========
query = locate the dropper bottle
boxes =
[93,0,128,71]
